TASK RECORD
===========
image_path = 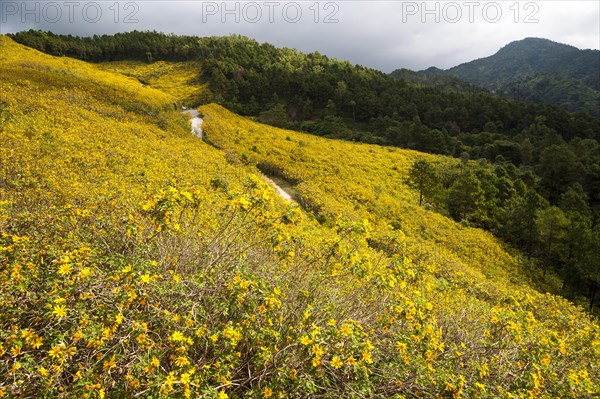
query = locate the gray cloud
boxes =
[1,1,598,71]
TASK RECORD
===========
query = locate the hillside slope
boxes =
[445,38,600,115]
[1,36,599,398]
[97,60,211,106]
[391,38,599,115]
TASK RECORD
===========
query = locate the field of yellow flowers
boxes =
[1,35,599,398]
[97,60,210,106]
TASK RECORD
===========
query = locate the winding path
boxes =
[182,108,294,202]
[262,176,294,202]
[182,108,203,138]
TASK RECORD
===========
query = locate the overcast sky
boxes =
[1,0,598,71]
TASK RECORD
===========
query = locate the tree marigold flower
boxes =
[340,324,353,336]
[52,304,67,318]
[58,263,71,275]
[48,344,65,359]
[170,331,184,342]
[395,342,407,352]
[331,356,343,369]
[180,372,191,385]
[540,355,551,366]
[175,355,190,367]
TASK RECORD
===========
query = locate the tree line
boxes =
[408,156,600,311]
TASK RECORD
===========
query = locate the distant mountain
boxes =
[448,38,599,115]
[392,38,599,115]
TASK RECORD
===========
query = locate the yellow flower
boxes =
[347,356,356,365]
[479,363,489,378]
[165,373,176,385]
[80,267,92,279]
[38,366,49,377]
[340,324,353,336]
[395,342,407,352]
[175,356,189,367]
[180,372,191,385]
[311,344,324,358]
[48,344,64,358]
[170,331,184,342]
[52,304,67,318]
[58,263,71,275]
[330,356,343,369]
[299,335,312,346]
[540,354,551,366]
[21,329,34,340]
[10,345,22,356]
[103,355,117,371]
[263,387,273,398]
[217,391,228,399]
[140,273,151,283]
[222,326,242,345]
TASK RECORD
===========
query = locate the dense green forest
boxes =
[407,156,600,310]
[9,29,600,310]
[438,38,599,115]
[390,67,484,93]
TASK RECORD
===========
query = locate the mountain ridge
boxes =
[447,37,599,87]
[405,37,600,115]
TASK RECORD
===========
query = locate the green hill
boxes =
[444,38,600,115]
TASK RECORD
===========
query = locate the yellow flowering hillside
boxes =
[1,35,599,398]
[98,60,209,106]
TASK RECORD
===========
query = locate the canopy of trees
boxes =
[409,158,600,311]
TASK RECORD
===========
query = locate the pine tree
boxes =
[407,159,439,207]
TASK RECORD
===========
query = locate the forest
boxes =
[436,37,600,116]
[8,29,600,309]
